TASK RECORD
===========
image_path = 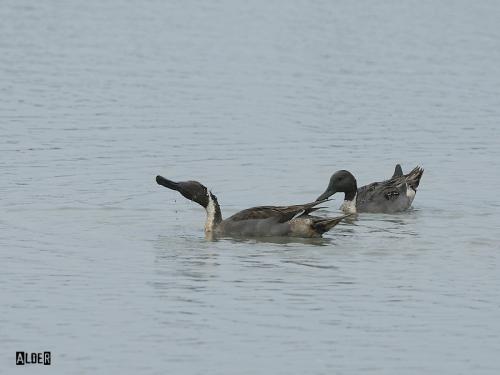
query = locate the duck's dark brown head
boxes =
[316,170,358,201]
[156,175,209,208]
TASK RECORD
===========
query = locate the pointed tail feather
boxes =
[392,164,403,178]
[286,199,331,221]
[312,214,352,234]
[300,206,327,216]
[406,166,424,189]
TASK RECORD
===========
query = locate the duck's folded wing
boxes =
[226,199,329,223]
[376,166,423,199]
[359,181,405,202]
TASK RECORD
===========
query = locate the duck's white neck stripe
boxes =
[340,193,357,214]
[205,193,216,232]
[406,183,416,205]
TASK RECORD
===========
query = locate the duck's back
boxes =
[217,200,345,238]
[357,180,413,213]
[356,166,423,213]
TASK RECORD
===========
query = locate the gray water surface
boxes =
[1,1,500,374]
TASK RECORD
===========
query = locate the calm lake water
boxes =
[1,0,500,374]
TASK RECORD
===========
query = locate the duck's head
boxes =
[156,175,210,208]
[316,170,357,201]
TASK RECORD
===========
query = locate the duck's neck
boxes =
[205,192,222,233]
[340,191,357,214]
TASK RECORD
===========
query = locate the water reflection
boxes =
[220,235,333,246]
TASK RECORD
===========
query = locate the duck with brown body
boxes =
[156,175,350,238]
[316,164,424,214]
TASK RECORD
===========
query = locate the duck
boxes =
[316,164,424,213]
[156,175,350,238]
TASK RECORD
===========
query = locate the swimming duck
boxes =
[156,175,349,238]
[316,165,424,213]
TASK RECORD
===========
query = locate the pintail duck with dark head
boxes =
[156,175,350,238]
[316,164,424,213]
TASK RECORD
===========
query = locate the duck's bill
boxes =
[156,175,179,191]
[155,176,209,207]
[316,188,335,201]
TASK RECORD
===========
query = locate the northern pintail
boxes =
[156,175,349,238]
[316,164,424,213]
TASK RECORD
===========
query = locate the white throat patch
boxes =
[340,194,357,214]
[205,192,216,232]
[406,183,416,205]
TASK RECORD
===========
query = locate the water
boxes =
[1,0,500,373]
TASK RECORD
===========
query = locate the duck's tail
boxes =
[392,164,403,178]
[312,214,352,235]
[406,166,424,190]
